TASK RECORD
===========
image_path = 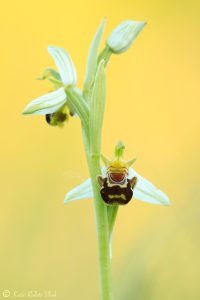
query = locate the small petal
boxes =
[64,179,92,203]
[48,46,77,86]
[106,20,146,54]
[115,141,125,158]
[22,87,67,115]
[128,168,171,205]
[37,68,61,81]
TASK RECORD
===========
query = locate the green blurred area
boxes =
[115,197,200,300]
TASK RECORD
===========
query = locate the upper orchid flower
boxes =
[22,46,77,127]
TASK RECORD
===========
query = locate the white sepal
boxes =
[64,179,92,203]
[128,168,170,205]
[22,87,67,115]
[48,46,77,87]
[106,20,146,54]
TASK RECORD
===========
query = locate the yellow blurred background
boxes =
[0,0,200,299]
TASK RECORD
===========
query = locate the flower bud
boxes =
[106,20,146,54]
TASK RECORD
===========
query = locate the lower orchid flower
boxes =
[64,141,170,206]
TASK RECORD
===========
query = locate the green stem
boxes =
[80,45,114,299]
[98,46,112,67]
[90,159,112,300]
[83,130,112,300]
[107,205,119,239]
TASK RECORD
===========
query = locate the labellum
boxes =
[98,150,137,205]
[45,105,70,127]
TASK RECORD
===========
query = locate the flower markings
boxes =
[97,142,137,205]
[65,142,170,207]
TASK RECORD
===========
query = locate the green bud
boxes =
[106,20,146,54]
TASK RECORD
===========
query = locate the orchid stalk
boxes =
[22,19,170,300]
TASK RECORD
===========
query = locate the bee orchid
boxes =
[22,46,77,127]
[65,142,170,206]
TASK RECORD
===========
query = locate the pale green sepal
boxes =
[128,168,171,206]
[83,19,106,100]
[48,46,77,86]
[106,20,146,54]
[64,179,92,203]
[126,158,137,167]
[22,87,67,115]
[89,60,106,154]
[101,154,111,167]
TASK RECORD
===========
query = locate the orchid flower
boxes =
[64,165,170,206]
[22,46,81,127]
[65,140,170,207]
